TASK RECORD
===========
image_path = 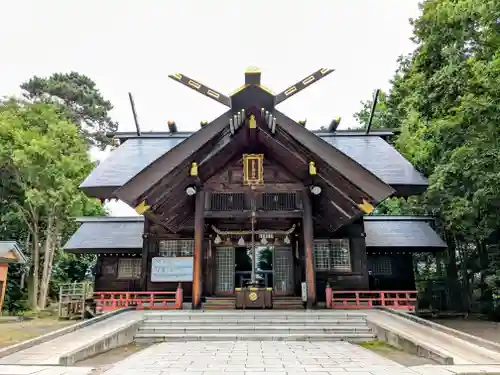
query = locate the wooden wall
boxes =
[313,218,369,301]
[94,254,141,292]
[367,251,415,290]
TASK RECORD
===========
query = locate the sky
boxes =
[0,0,421,216]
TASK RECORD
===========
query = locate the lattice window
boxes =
[158,240,194,257]
[259,193,298,211]
[216,247,234,292]
[313,239,351,271]
[370,257,392,276]
[117,258,141,279]
[210,193,247,211]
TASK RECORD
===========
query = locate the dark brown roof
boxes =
[63,215,445,252]
[81,133,427,199]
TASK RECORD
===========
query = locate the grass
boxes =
[0,315,75,348]
[359,340,402,353]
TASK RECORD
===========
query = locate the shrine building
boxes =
[63,68,446,309]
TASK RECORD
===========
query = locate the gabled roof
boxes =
[63,217,144,253]
[63,215,446,252]
[81,132,427,199]
[0,241,27,264]
[364,216,446,248]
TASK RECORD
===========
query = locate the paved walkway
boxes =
[100,341,500,374]
[0,366,94,375]
[2,341,500,374]
[0,311,143,365]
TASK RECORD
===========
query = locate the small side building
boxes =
[0,241,27,312]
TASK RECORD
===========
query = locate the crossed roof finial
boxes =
[167,67,334,111]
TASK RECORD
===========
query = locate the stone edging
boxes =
[0,308,133,359]
[58,319,143,365]
[365,318,454,365]
[379,307,500,354]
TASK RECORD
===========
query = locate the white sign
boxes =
[301,282,307,302]
[151,257,193,282]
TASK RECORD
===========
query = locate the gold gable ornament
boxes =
[243,154,264,186]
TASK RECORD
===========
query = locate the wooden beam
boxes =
[301,189,316,307]
[275,68,335,105]
[192,190,205,309]
[205,210,303,219]
[168,73,231,107]
[258,129,361,218]
[273,110,395,202]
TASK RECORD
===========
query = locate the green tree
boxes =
[21,72,118,149]
[0,99,104,310]
[357,0,500,314]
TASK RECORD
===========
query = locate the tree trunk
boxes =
[31,229,40,310]
[38,215,55,310]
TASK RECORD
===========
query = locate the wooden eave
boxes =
[113,110,232,207]
[129,111,394,233]
[272,110,395,202]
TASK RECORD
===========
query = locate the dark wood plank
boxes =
[273,110,394,201]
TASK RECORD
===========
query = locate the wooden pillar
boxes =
[192,190,205,309]
[140,218,150,291]
[302,190,316,308]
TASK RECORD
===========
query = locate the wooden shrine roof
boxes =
[81,132,427,199]
[364,216,446,248]
[63,216,445,253]
[62,217,143,253]
[0,241,27,264]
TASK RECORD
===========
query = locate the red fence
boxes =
[325,288,417,312]
[94,284,183,313]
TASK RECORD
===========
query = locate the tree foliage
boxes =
[0,99,105,312]
[358,0,500,315]
[21,72,118,149]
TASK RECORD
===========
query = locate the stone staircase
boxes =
[203,296,304,310]
[203,297,236,310]
[134,310,376,342]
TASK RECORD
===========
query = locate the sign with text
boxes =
[150,257,193,282]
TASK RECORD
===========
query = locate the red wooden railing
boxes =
[94,284,183,313]
[325,288,417,312]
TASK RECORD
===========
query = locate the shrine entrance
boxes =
[214,245,294,296]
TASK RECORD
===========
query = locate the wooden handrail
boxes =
[325,288,417,312]
[94,284,183,312]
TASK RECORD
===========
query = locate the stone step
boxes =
[134,332,376,342]
[143,312,368,319]
[142,318,368,326]
[138,325,372,334]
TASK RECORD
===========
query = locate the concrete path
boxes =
[0,365,93,375]
[366,310,500,365]
[0,311,143,365]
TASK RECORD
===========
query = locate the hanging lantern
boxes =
[274,237,280,246]
[214,234,222,245]
[284,235,291,244]
[238,237,245,246]
[260,237,268,245]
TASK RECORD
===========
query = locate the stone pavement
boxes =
[2,341,500,374]
[0,311,143,365]
[99,341,500,375]
[0,365,94,375]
